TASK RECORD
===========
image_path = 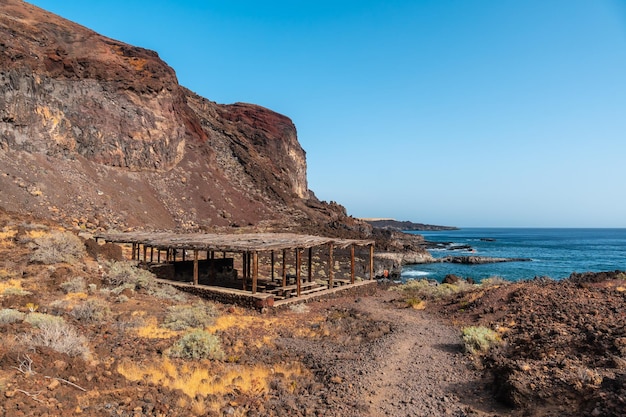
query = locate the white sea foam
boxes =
[401,270,431,278]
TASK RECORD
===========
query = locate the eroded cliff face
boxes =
[0,0,202,170]
[0,0,368,237]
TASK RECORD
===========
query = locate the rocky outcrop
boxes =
[438,256,532,264]
[0,0,367,237]
[365,219,457,231]
[0,0,202,170]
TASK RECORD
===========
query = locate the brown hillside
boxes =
[0,0,369,237]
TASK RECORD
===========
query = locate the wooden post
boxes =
[270,251,275,282]
[350,244,355,284]
[369,244,375,280]
[142,245,147,263]
[193,250,199,285]
[282,249,287,288]
[182,249,186,262]
[209,251,216,284]
[307,247,313,283]
[252,251,258,294]
[157,249,161,263]
[328,243,334,289]
[296,248,302,297]
[242,252,248,291]
[150,246,154,263]
[131,243,136,260]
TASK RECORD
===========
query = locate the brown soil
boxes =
[1,208,624,416]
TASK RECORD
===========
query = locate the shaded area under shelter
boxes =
[95,232,375,307]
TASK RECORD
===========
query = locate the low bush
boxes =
[163,304,219,330]
[390,279,472,300]
[24,312,65,328]
[29,231,86,264]
[480,276,509,287]
[70,299,111,323]
[104,261,154,288]
[1,287,31,296]
[462,326,501,354]
[288,303,310,314]
[60,276,86,294]
[168,330,225,360]
[0,308,25,324]
[24,319,89,358]
[103,261,185,301]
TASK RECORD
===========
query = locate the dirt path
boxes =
[350,293,503,416]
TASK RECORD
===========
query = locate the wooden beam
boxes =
[143,244,147,262]
[282,249,287,288]
[131,243,136,260]
[193,250,199,285]
[252,251,258,294]
[369,244,374,280]
[328,243,334,289]
[182,249,186,262]
[150,246,154,263]
[296,248,302,297]
[350,244,355,284]
[157,249,161,263]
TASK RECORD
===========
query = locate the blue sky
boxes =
[29,0,626,227]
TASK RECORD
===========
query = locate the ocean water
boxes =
[401,228,626,282]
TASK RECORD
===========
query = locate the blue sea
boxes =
[401,228,626,282]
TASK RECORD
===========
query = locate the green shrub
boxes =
[1,287,31,296]
[60,276,86,294]
[462,326,501,354]
[390,279,472,300]
[103,261,185,301]
[103,261,154,288]
[0,308,25,324]
[163,304,219,330]
[480,276,509,287]
[29,231,86,264]
[288,303,310,314]
[24,312,66,328]
[70,299,111,323]
[147,283,186,302]
[168,330,225,360]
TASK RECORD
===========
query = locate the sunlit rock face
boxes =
[0,0,199,170]
[0,0,366,237]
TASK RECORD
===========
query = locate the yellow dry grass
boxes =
[0,228,17,249]
[117,356,307,400]
[133,316,179,339]
[26,229,50,239]
[0,279,26,295]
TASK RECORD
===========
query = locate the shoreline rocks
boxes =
[437,256,532,265]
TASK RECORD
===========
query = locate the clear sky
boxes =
[28,0,626,227]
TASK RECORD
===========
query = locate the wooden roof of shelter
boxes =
[96,232,374,252]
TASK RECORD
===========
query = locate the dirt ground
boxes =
[1,209,625,416]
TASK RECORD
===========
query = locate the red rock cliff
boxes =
[0,0,369,237]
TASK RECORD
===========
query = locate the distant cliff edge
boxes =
[364,219,458,232]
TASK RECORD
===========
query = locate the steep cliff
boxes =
[0,0,368,237]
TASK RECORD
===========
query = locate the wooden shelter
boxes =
[95,232,375,302]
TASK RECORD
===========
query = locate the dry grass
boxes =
[390,279,473,301]
[132,315,179,339]
[117,356,308,401]
[0,279,31,296]
[0,227,17,248]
